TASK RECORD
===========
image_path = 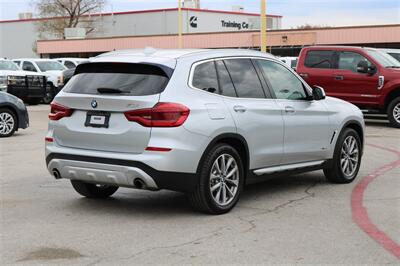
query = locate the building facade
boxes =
[0,8,282,58]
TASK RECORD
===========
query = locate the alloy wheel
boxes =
[393,102,400,123]
[209,154,239,206]
[0,112,15,136]
[340,136,359,178]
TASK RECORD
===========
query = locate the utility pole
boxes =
[178,0,183,48]
[260,0,267,53]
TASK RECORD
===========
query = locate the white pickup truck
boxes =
[13,59,66,104]
[0,59,47,104]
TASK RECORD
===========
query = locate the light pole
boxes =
[178,0,183,48]
[260,0,267,53]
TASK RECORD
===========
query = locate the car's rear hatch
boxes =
[52,61,174,154]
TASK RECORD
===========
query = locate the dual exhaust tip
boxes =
[52,168,148,190]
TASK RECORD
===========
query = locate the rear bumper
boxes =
[46,153,199,193]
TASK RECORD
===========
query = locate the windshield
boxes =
[366,50,400,68]
[0,61,19,71]
[36,61,66,72]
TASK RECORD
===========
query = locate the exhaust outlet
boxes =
[52,169,61,179]
[133,178,146,189]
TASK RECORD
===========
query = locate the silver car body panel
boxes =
[45,49,365,191]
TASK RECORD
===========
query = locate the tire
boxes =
[387,97,400,128]
[323,128,362,183]
[42,84,55,104]
[0,108,17,138]
[70,180,119,198]
[188,144,244,214]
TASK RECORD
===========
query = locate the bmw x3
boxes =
[45,49,365,214]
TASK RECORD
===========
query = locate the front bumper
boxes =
[46,153,198,193]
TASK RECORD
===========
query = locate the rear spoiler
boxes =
[74,62,174,78]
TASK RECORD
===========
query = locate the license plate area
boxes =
[85,111,110,128]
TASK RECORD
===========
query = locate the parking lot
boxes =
[1,105,399,265]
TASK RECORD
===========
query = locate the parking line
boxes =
[351,143,400,259]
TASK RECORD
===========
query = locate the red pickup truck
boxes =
[297,46,400,128]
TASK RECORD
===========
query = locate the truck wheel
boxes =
[188,144,244,214]
[71,180,119,198]
[387,97,400,128]
[0,108,17,138]
[42,84,55,104]
[323,128,362,183]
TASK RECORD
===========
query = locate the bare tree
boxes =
[34,0,106,39]
[295,23,332,30]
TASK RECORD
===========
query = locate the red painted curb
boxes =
[351,143,400,259]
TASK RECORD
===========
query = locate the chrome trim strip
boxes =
[253,160,325,176]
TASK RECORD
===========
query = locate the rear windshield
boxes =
[63,63,171,96]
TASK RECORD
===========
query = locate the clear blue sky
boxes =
[0,0,399,28]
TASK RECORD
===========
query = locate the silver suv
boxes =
[45,49,365,214]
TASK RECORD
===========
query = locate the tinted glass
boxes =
[388,53,400,62]
[192,61,218,92]
[22,61,37,72]
[291,59,298,68]
[13,60,21,66]
[304,50,335,69]
[258,60,308,100]
[64,61,76,69]
[215,60,236,97]
[36,61,65,71]
[224,59,265,99]
[338,52,371,73]
[64,63,170,96]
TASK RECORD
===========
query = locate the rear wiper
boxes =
[386,66,400,68]
[97,88,124,94]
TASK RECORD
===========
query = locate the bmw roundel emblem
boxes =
[91,99,98,109]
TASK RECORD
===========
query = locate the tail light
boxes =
[124,102,190,127]
[49,102,73,121]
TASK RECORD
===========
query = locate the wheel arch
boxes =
[196,133,250,179]
[0,104,19,128]
[340,120,364,153]
[384,87,400,111]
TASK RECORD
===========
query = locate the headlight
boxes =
[8,75,25,86]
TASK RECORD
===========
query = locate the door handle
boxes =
[334,75,344,80]
[233,105,247,113]
[285,106,295,113]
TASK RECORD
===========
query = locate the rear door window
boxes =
[223,59,265,99]
[191,61,219,93]
[215,60,237,97]
[63,63,170,96]
[304,50,336,69]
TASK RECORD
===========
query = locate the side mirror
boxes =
[356,60,369,74]
[312,86,326,101]
[368,65,377,75]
